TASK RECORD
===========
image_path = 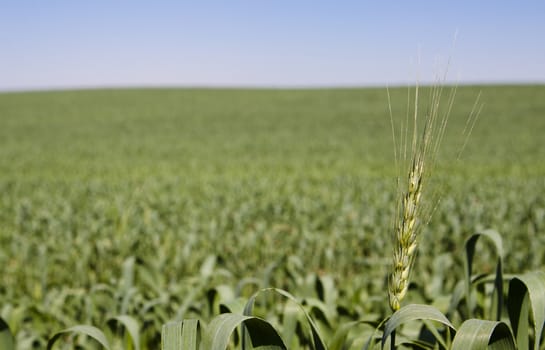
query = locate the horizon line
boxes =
[1,80,544,94]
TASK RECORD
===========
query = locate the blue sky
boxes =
[1,1,544,90]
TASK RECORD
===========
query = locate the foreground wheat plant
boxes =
[387,82,457,312]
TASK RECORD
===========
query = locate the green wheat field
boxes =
[1,85,545,349]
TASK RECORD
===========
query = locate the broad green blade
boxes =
[509,291,530,350]
[107,314,140,350]
[202,313,286,350]
[280,300,299,348]
[382,304,454,348]
[508,271,545,350]
[47,325,111,350]
[451,319,515,350]
[181,319,200,350]
[162,320,201,350]
[464,229,504,320]
[0,317,15,350]
[243,287,327,350]
[161,321,183,350]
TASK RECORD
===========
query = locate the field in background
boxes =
[1,86,544,347]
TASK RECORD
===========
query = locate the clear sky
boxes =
[1,1,544,91]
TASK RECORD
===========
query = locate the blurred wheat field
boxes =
[1,86,544,348]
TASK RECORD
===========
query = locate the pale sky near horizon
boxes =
[1,1,544,91]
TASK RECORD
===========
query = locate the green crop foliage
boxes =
[1,86,544,349]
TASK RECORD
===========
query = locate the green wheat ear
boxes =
[387,81,456,312]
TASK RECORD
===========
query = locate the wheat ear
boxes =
[388,152,425,311]
[388,83,451,312]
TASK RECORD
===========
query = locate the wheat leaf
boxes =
[451,319,515,350]
[107,314,140,350]
[382,304,454,348]
[47,325,111,350]
[202,313,286,350]
[508,271,545,350]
